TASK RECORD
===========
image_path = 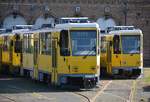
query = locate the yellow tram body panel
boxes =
[22,53,34,70]
[12,51,21,66]
[112,54,141,68]
[67,57,97,74]
[2,51,10,64]
[38,54,52,73]
[121,54,140,67]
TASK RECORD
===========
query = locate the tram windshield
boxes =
[71,30,96,56]
[121,35,140,54]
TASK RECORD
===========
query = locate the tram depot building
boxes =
[0,0,150,66]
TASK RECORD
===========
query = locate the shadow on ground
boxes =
[0,76,96,94]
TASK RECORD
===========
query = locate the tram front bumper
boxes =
[59,74,99,88]
[112,67,142,76]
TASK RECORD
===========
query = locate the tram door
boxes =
[51,38,58,85]
[33,40,38,80]
[112,35,121,68]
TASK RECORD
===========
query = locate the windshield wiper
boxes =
[83,46,96,59]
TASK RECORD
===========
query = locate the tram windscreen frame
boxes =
[121,35,140,54]
[70,30,97,56]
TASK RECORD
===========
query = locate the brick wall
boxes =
[0,0,150,66]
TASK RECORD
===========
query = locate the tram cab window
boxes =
[14,34,22,53]
[60,30,70,56]
[113,35,121,54]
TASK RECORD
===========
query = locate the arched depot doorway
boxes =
[3,14,27,29]
[34,16,55,29]
[97,17,116,32]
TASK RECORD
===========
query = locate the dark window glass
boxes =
[113,35,121,54]
[60,30,70,56]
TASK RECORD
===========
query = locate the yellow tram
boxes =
[0,32,22,74]
[19,23,100,88]
[100,26,143,78]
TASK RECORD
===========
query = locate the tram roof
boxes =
[108,29,142,35]
[0,23,100,36]
[55,23,99,29]
[20,28,56,34]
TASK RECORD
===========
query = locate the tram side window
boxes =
[60,30,70,56]
[113,35,121,54]
[3,36,9,51]
[23,35,27,53]
[14,34,22,53]
[40,33,51,55]
[23,34,33,53]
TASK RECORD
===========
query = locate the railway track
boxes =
[71,79,137,102]
[72,92,91,102]
[128,80,137,102]
[71,80,112,102]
